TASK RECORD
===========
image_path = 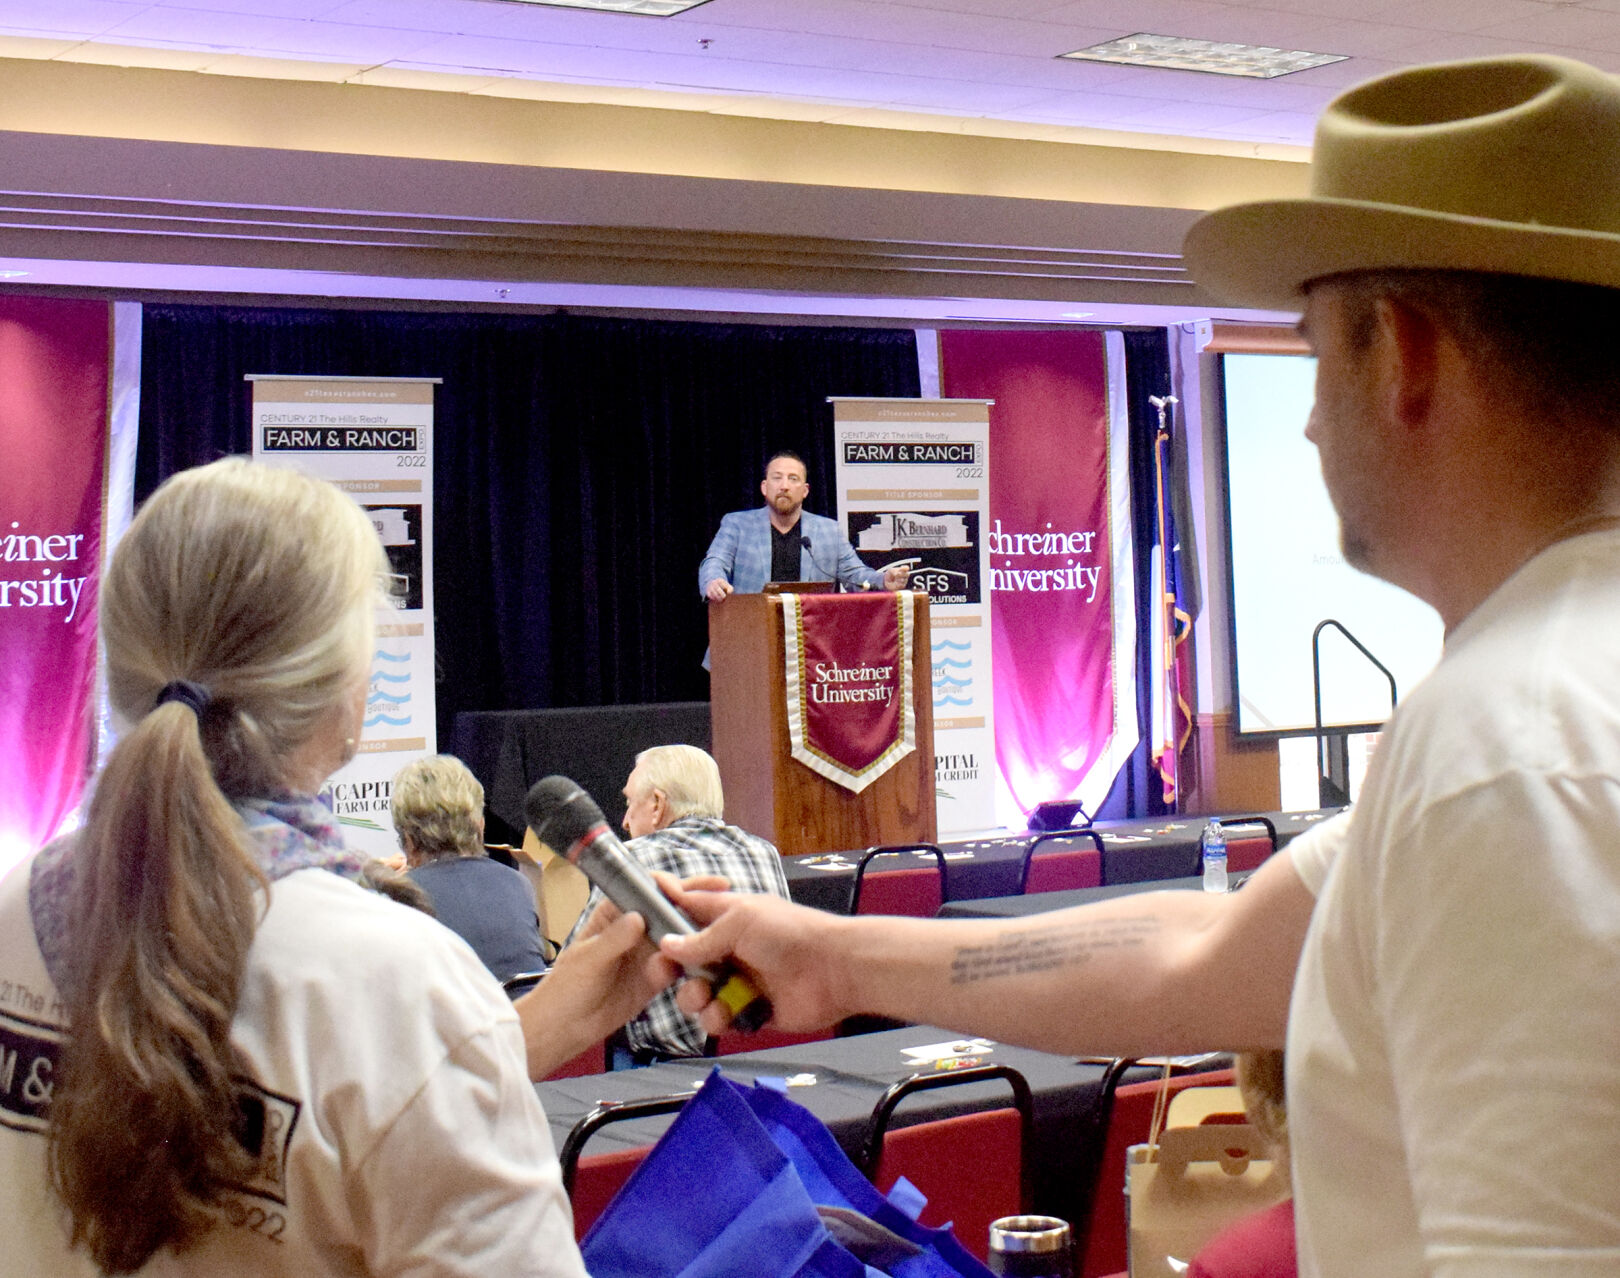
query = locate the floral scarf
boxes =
[28,794,367,1000]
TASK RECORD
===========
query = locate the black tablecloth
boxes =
[784,809,1338,913]
[937,875,1225,918]
[450,702,711,840]
[536,1026,1159,1231]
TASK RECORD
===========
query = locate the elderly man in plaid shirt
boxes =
[566,744,791,1067]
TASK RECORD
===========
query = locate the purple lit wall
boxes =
[0,296,109,874]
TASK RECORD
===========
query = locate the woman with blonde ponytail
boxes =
[0,459,590,1276]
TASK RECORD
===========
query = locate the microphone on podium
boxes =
[523,774,773,1033]
[800,534,835,583]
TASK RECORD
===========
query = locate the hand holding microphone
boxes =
[523,775,773,1033]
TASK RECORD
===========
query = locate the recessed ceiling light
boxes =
[488,0,711,14]
[1061,33,1346,79]
[1060,311,1094,319]
[0,270,30,279]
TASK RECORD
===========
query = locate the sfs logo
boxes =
[910,567,969,597]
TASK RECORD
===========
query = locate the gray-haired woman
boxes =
[0,459,616,1276]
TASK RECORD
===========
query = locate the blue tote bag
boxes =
[581,1070,995,1278]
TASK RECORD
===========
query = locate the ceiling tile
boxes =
[1109,98,1273,128]
[1020,88,1189,124]
[324,0,519,33]
[1201,109,1319,144]
[101,10,445,60]
[1265,18,1423,57]
[0,1,147,36]
[1162,8,1361,47]
[713,0,1094,57]
[880,0,1080,16]
[1478,5,1620,47]
[1393,30,1568,59]
[1378,0,1554,32]
[404,33,687,77]
[884,77,1077,111]
[847,40,1130,86]
[1270,52,1405,85]
[147,0,351,17]
[1044,0,1255,31]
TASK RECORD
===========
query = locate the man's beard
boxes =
[1338,517,1373,574]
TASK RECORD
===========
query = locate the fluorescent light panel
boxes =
[488,0,710,14]
[1061,33,1346,79]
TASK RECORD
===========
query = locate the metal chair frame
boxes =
[1210,814,1279,873]
[858,1062,1035,1208]
[849,843,949,915]
[1019,826,1105,894]
[559,1092,693,1196]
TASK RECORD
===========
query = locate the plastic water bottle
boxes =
[1201,819,1228,893]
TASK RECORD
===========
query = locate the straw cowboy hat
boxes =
[1182,55,1620,311]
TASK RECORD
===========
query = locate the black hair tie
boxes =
[155,680,212,717]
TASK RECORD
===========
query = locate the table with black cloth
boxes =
[449,702,711,842]
[937,875,1235,919]
[536,1025,1166,1239]
[783,808,1338,913]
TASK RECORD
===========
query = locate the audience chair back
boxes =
[860,1064,1034,1263]
[1080,1066,1235,1277]
[501,971,548,999]
[560,1093,691,1239]
[1060,1056,1137,1265]
[1217,815,1278,874]
[850,844,948,916]
[1020,828,1104,894]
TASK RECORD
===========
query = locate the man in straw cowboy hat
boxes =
[663,54,1620,1275]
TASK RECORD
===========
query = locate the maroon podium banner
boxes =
[0,297,111,871]
[780,591,916,793]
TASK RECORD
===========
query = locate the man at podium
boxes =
[699,451,909,600]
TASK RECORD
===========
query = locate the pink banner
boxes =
[781,591,915,794]
[0,297,110,864]
[940,330,1114,818]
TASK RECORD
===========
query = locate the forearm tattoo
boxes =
[948,916,1160,985]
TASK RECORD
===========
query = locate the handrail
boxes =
[1312,619,1397,805]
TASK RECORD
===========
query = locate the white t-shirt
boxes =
[0,860,586,1277]
[1286,529,1620,1278]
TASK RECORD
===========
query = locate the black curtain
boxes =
[1096,327,1177,820]
[137,306,919,728]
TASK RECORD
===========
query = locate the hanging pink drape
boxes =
[0,297,110,867]
[940,329,1115,820]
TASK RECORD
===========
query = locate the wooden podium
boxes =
[709,591,936,856]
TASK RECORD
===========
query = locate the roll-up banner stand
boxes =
[831,398,996,836]
[248,376,439,859]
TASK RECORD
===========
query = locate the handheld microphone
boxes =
[523,774,773,1033]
